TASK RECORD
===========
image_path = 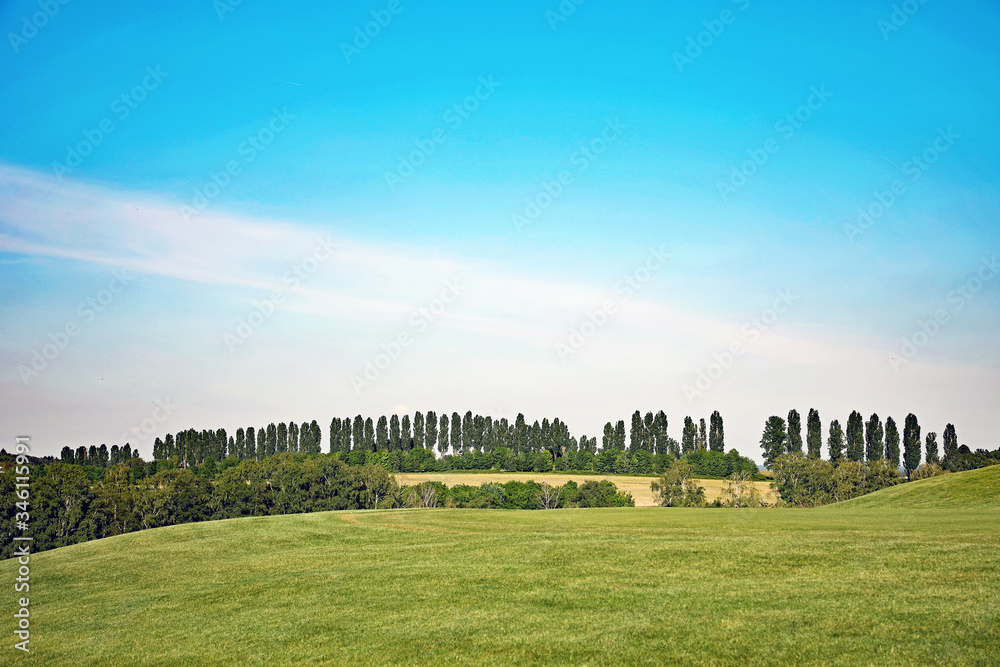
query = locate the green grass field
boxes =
[4,467,999,665]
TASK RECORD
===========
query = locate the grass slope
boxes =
[837,465,1000,509]
[4,469,999,665]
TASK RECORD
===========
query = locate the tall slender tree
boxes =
[463,411,474,452]
[846,411,864,462]
[452,412,463,454]
[643,412,655,452]
[697,418,707,451]
[709,411,724,453]
[630,411,644,453]
[288,422,299,453]
[425,410,438,452]
[401,415,412,451]
[236,428,246,460]
[865,413,884,462]
[364,417,375,451]
[376,416,388,451]
[925,432,939,465]
[615,420,626,450]
[257,428,266,459]
[681,417,697,455]
[760,416,787,469]
[806,409,822,459]
[653,410,669,455]
[353,416,364,451]
[885,417,900,469]
[787,409,803,454]
[413,411,425,449]
[942,423,958,464]
[276,422,288,454]
[903,413,921,480]
[438,413,449,455]
[389,415,400,451]
[827,419,844,463]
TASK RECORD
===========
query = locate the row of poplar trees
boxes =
[147,410,726,466]
[760,409,958,478]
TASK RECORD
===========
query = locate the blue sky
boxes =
[1,0,998,459]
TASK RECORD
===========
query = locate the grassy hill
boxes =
[3,475,999,665]
[836,465,1000,509]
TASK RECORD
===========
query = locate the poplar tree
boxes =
[452,412,463,454]
[425,410,437,451]
[925,432,939,465]
[402,415,412,451]
[806,409,822,459]
[615,420,626,450]
[787,409,802,454]
[389,415,401,451]
[288,422,299,453]
[885,417,900,469]
[257,428,266,459]
[376,416,388,451]
[276,423,287,454]
[653,410,669,455]
[630,411,644,453]
[364,417,375,451]
[697,418,707,451]
[438,413,449,455]
[681,417,697,454]
[413,411,425,449]
[709,410,724,452]
[942,423,958,464]
[760,416,787,468]
[903,413,921,479]
[266,424,277,457]
[827,420,844,463]
[353,416,364,451]
[846,411,864,462]
[865,413,884,462]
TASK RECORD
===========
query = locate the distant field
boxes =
[395,471,777,506]
[4,467,997,665]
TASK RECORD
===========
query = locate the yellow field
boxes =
[395,471,777,506]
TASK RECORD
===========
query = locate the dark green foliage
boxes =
[885,417,900,469]
[682,416,697,454]
[760,416,787,468]
[865,413,884,462]
[770,454,901,507]
[925,432,939,465]
[903,413,922,479]
[806,409,822,459]
[709,411,724,453]
[787,410,802,454]
[697,418,707,451]
[846,411,864,462]
[942,424,958,464]
[684,449,762,480]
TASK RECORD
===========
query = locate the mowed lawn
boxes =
[4,470,999,666]
[395,471,777,506]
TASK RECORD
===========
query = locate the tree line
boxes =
[759,409,979,479]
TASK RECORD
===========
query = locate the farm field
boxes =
[394,471,778,506]
[3,467,998,665]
